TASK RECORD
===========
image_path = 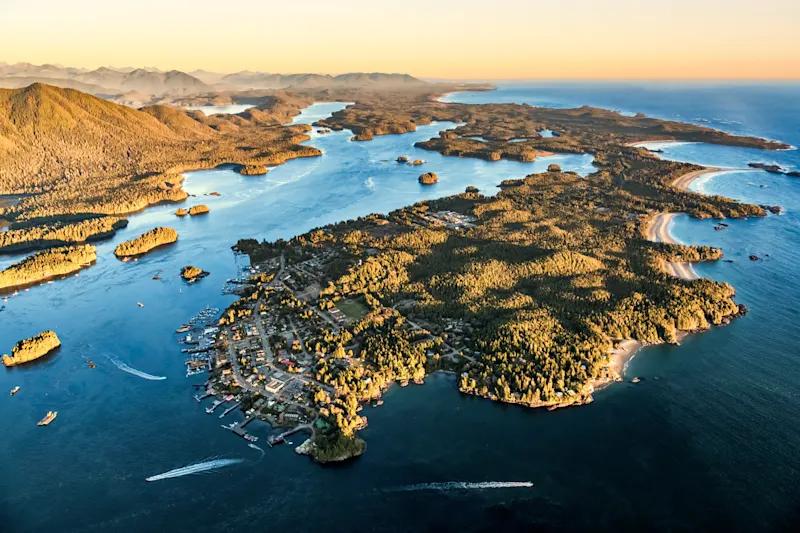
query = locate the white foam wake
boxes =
[388,481,534,492]
[248,443,265,455]
[110,358,166,381]
[145,457,245,482]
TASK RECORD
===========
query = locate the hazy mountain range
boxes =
[0,62,428,104]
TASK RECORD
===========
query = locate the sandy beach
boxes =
[624,139,684,147]
[671,167,723,191]
[645,213,700,280]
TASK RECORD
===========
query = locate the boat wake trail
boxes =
[109,357,167,381]
[145,457,245,482]
[248,443,265,454]
[248,443,265,462]
[387,481,534,492]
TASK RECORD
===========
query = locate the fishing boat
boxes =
[137,302,144,308]
[10,386,20,396]
[37,411,57,426]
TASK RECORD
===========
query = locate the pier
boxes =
[222,415,258,442]
[194,390,214,402]
[205,399,224,414]
[219,401,242,418]
[267,423,312,447]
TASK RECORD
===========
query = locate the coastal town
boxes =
[173,142,760,463]
[179,208,481,460]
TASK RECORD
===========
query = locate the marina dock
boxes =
[205,399,225,413]
[267,424,312,447]
[222,415,258,442]
[219,401,242,418]
[194,390,214,402]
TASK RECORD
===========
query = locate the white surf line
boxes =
[108,357,167,381]
[387,481,534,492]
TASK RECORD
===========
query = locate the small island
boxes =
[114,227,178,258]
[418,172,438,185]
[3,331,61,367]
[181,265,209,283]
[238,165,269,176]
[547,163,562,172]
[188,205,210,216]
[175,208,189,217]
[0,245,96,290]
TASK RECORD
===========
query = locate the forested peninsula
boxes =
[114,227,178,258]
[2,330,61,366]
[0,217,128,254]
[221,84,786,460]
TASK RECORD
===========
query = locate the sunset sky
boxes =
[1,0,798,79]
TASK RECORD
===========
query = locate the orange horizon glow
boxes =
[1,0,798,80]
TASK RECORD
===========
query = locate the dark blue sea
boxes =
[2,83,799,532]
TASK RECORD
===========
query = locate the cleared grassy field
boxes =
[337,297,368,320]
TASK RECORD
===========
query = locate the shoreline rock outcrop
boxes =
[418,172,438,185]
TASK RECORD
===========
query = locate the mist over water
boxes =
[2,84,800,532]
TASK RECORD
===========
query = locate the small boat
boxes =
[10,386,20,396]
[137,302,144,308]
[86,359,96,369]
[37,411,57,426]
[176,326,190,334]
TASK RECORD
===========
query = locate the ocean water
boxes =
[1,83,800,532]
